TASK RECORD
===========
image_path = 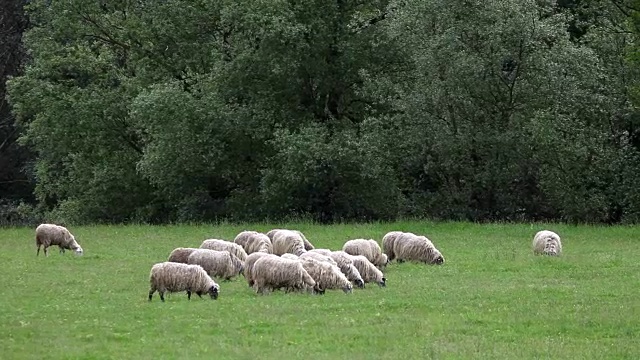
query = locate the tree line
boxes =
[2,0,640,225]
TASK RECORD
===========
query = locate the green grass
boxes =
[1,221,639,359]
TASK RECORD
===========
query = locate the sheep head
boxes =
[544,242,559,256]
[208,285,219,300]
[342,283,353,294]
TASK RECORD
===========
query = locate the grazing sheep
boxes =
[393,233,444,265]
[271,230,308,256]
[267,229,315,251]
[251,256,322,295]
[187,249,244,281]
[280,253,300,261]
[381,231,405,262]
[301,257,353,294]
[300,251,338,266]
[327,250,365,289]
[35,223,83,256]
[342,239,388,269]
[308,249,365,288]
[350,255,386,287]
[233,231,273,254]
[167,247,199,263]
[148,262,220,302]
[244,252,276,287]
[200,239,248,261]
[533,230,562,256]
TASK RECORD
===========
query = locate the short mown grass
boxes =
[0,221,638,359]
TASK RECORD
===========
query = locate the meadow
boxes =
[0,221,638,359]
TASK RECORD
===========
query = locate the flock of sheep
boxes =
[34,223,563,302]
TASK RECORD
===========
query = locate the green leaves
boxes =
[6,0,640,223]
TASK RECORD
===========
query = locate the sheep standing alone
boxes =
[342,239,388,269]
[533,230,562,256]
[148,262,220,302]
[251,256,322,295]
[167,247,199,263]
[200,239,248,261]
[392,233,444,265]
[267,229,315,251]
[381,231,405,262]
[271,230,308,256]
[35,223,83,256]
[233,231,273,254]
[187,249,244,281]
[350,255,386,287]
[300,257,353,294]
[244,252,276,287]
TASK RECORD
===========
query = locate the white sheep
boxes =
[300,257,353,294]
[328,250,365,289]
[187,249,244,281]
[244,252,276,287]
[392,233,444,265]
[267,229,315,250]
[35,223,83,256]
[349,255,386,287]
[271,230,308,256]
[233,231,273,254]
[167,247,199,263]
[342,239,388,269]
[300,251,338,266]
[200,239,248,261]
[148,262,220,302]
[251,256,322,295]
[533,230,562,256]
[381,231,404,263]
[307,249,365,289]
[280,253,300,261]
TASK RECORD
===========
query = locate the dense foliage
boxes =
[3,0,640,224]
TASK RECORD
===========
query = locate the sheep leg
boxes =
[36,245,41,256]
[159,291,165,302]
[148,289,155,301]
[187,290,192,300]
[44,246,49,256]
[196,291,203,298]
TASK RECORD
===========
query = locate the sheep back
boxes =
[382,231,405,262]
[234,231,273,254]
[342,239,388,269]
[280,253,300,261]
[271,230,307,256]
[187,249,244,280]
[268,229,315,251]
[300,251,337,266]
[168,247,199,263]
[200,239,248,261]
[533,230,562,256]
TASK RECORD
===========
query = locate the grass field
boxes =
[0,221,639,359]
